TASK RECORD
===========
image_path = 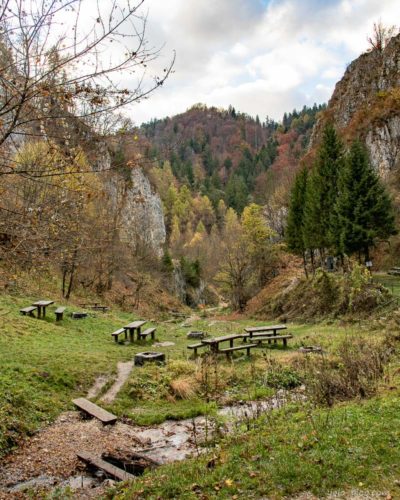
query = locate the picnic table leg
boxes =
[42,307,47,318]
[246,347,250,356]
[230,339,234,348]
[37,306,42,318]
[129,329,134,342]
[124,330,128,340]
[273,331,277,344]
[137,327,141,341]
[283,338,287,347]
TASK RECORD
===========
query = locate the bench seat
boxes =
[253,334,293,346]
[187,342,208,357]
[219,343,258,357]
[55,306,66,321]
[20,306,37,317]
[111,328,127,343]
[139,327,156,340]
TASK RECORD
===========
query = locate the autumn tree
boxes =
[367,21,399,52]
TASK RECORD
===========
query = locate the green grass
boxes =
[114,393,400,499]
[0,292,387,457]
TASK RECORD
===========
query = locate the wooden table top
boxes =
[202,333,246,345]
[33,300,54,307]
[244,325,287,333]
[124,320,146,329]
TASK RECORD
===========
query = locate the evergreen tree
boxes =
[336,140,397,261]
[286,167,309,275]
[303,123,344,260]
[225,175,249,214]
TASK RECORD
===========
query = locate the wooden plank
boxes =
[187,342,207,349]
[202,334,245,344]
[55,307,66,314]
[253,334,293,341]
[77,451,135,481]
[72,398,118,425]
[111,328,125,336]
[219,343,258,353]
[20,306,37,314]
[124,320,146,329]
[245,325,287,333]
[33,300,54,307]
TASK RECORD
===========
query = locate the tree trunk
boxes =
[302,251,309,279]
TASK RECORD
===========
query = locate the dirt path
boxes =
[86,375,109,399]
[100,361,134,404]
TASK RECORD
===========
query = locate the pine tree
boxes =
[286,167,309,276]
[336,140,397,261]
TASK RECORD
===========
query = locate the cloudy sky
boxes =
[124,0,399,125]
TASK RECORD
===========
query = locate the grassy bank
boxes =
[114,393,400,499]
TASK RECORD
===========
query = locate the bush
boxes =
[300,337,392,406]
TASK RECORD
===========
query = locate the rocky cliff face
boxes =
[119,167,166,257]
[311,33,400,177]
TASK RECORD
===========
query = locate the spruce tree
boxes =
[336,140,397,261]
[303,123,344,261]
[286,167,309,275]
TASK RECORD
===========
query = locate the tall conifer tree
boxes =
[336,140,396,261]
[303,123,344,260]
[286,167,309,276]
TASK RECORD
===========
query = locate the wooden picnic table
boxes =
[244,324,286,339]
[201,333,246,353]
[124,320,146,342]
[32,300,54,318]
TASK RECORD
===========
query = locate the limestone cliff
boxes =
[118,167,166,257]
[311,33,400,177]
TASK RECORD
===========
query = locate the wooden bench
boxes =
[111,328,127,343]
[252,334,293,346]
[77,451,134,481]
[72,398,117,425]
[55,306,66,321]
[219,343,258,358]
[20,306,37,317]
[187,342,208,357]
[139,327,156,340]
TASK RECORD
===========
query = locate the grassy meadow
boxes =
[0,291,399,499]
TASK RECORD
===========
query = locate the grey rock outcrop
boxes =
[311,33,400,176]
[119,167,166,257]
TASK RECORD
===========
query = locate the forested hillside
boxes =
[140,103,325,215]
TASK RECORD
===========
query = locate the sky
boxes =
[105,0,400,125]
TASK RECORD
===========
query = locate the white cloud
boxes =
[119,0,400,124]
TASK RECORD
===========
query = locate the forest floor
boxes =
[0,292,399,498]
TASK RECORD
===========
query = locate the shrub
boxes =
[300,337,391,406]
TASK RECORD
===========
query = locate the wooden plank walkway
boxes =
[77,451,135,481]
[72,398,118,425]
